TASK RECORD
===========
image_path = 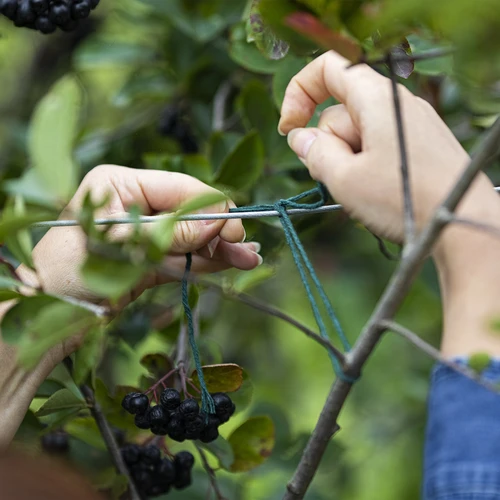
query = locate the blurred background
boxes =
[1,0,499,499]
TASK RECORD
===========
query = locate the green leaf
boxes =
[28,75,82,201]
[272,55,307,108]
[75,41,157,69]
[200,436,235,470]
[191,364,243,393]
[214,131,265,190]
[227,416,275,472]
[73,325,105,385]
[66,417,107,450]
[15,410,44,443]
[246,0,289,60]
[407,34,454,76]
[233,265,275,293]
[37,379,66,398]
[230,40,288,74]
[0,210,55,243]
[176,192,228,217]
[81,254,147,300]
[237,80,280,156]
[111,475,129,500]
[209,132,243,172]
[468,352,492,373]
[140,353,173,380]
[36,389,87,417]
[230,369,254,413]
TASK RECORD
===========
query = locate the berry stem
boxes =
[186,379,201,394]
[196,444,229,500]
[145,368,178,394]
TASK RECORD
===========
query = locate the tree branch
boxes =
[212,81,232,132]
[80,385,141,500]
[379,320,499,393]
[196,444,228,500]
[283,116,500,500]
[388,52,415,243]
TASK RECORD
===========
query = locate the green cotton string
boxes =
[231,184,356,383]
[181,253,215,415]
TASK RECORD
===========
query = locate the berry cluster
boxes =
[0,0,99,34]
[122,389,235,443]
[121,444,194,497]
[41,430,69,454]
[158,105,199,154]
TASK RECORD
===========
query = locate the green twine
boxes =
[181,184,357,400]
[181,253,215,415]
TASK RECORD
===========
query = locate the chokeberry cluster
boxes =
[122,389,236,443]
[0,0,99,34]
[121,444,194,498]
[158,105,199,154]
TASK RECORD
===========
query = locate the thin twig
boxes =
[388,52,415,243]
[379,320,499,393]
[212,81,232,132]
[283,117,500,500]
[158,264,346,366]
[80,385,141,500]
[196,444,228,500]
[349,47,455,68]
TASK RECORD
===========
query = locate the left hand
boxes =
[18,165,262,305]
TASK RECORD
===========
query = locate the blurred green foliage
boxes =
[0,0,499,498]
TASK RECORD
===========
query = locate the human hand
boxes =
[18,165,262,304]
[279,50,500,247]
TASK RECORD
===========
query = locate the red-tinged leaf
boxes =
[285,12,362,61]
[191,364,243,393]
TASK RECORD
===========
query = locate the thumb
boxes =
[287,127,358,192]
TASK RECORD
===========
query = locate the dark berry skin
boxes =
[41,432,69,453]
[178,398,199,418]
[49,3,70,25]
[90,0,99,8]
[59,19,78,31]
[212,393,235,423]
[141,445,162,466]
[35,16,56,34]
[167,417,186,442]
[29,0,48,14]
[184,414,204,440]
[151,424,168,436]
[134,412,151,430]
[15,0,36,27]
[121,444,141,466]
[160,388,181,411]
[71,0,91,20]
[175,451,195,469]
[199,424,219,443]
[134,470,153,492]
[0,0,18,21]
[129,394,150,415]
[148,405,168,427]
[174,469,192,490]
[121,392,141,412]
[155,458,176,483]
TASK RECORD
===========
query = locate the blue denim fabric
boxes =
[423,360,500,500]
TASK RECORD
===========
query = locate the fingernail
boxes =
[200,201,228,225]
[253,252,263,266]
[240,228,247,243]
[207,236,220,258]
[288,129,318,159]
[277,120,286,136]
[251,242,261,253]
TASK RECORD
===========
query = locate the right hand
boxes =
[279,50,500,246]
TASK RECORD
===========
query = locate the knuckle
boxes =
[173,220,199,249]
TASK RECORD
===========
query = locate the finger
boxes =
[317,104,362,153]
[278,50,388,135]
[287,127,360,193]
[219,200,245,243]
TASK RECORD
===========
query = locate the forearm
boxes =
[0,301,55,449]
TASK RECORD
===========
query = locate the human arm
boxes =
[0,165,262,448]
[279,50,500,498]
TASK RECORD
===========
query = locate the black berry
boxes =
[178,398,199,418]
[128,394,150,415]
[29,0,47,14]
[155,458,176,483]
[184,414,204,440]
[0,0,18,20]
[167,416,186,442]
[71,0,90,19]
[199,423,219,443]
[151,424,169,436]
[174,468,192,490]
[121,392,140,412]
[134,412,151,430]
[175,451,195,469]
[121,444,141,466]
[141,445,162,466]
[35,15,56,33]
[41,431,69,453]
[160,388,181,411]
[212,393,235,423]
[15,0,35,26]
[148,405,168,427]
[49,3,70,25]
